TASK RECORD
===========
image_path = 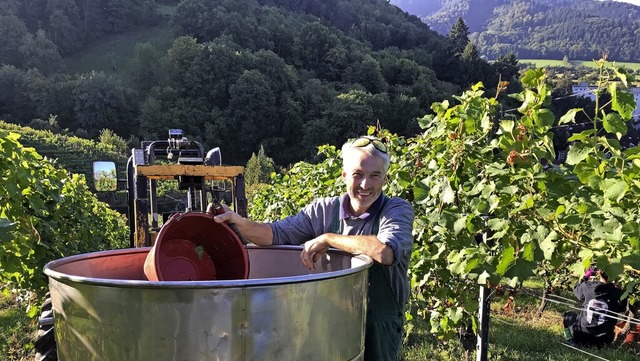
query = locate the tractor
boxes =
[35,129,248,360]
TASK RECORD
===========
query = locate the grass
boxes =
[63,24,177,77]
[518,59,640,71]
[0,290,35,361]
[2,281,638,360]
[401,282,640,361]
[63,4,178,78]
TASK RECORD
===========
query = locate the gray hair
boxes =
[341,140,390,173]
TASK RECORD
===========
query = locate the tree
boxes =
[73,72,132,137]
[103,0,130,33]
[31,73,77,130]
[99,128,127,156]
[299,78,334,123]
[137,87,183,141]
[77,0,108,45]
[165,36,200,87]
[460,42,485,86]
[0,65,34,123]
[253,7,297,60]
[19,30,64,75]
[245,145,276,187]
[228,69,277,160]
[172,0,220,40]
[0,0,20,16]
[222,11,259,49]
[380,56,421,86]
[448,17,470,57]
[492,53,520,82]
[183,40,245,108]
[125,42,161,94]
[343,54,388,94]
[0,15,28,66]
[248,50,298,97]
[323,90,376,142]
[293,22,340,75]
[45,0,82,54]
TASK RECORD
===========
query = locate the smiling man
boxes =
[210,135,415,360]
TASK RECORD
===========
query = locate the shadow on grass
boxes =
[401,313,639,361]
[490,315,639,361]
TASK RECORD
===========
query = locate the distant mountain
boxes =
[390,0,640,62]
[388,0,444,17]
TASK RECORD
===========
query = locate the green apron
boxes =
[363,264,404,360]
[331,197,404,360]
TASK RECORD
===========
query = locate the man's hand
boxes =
[206,203,237,224]
[206,202,230,216]
[206,203,274,246]
[301,236,330,271]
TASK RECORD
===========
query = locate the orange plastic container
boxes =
[615,322,640,344]
[144,212,249,281]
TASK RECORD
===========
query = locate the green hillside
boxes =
[0,121,128,188]
[519,58,640,72]
[64,25,177,78]
[1,0,514,168]
[393,0,640,63]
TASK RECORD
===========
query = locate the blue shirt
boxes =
[270,193,414,307]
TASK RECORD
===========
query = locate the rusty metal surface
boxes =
[135,164,244,180]
[45,246,370,361]
[134,199,149,247]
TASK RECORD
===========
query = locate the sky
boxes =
[609,0,640,5]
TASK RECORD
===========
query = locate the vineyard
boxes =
[0,130,128,294]
[249,62,640,343]
[1,61,639,359]
[0,121,128,189]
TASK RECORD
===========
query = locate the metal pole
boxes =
[477,285,490,361]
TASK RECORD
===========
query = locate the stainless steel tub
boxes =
[44,245,372,361]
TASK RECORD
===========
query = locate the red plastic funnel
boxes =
[144,212,249,281]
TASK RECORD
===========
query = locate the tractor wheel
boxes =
[34,294,57,361]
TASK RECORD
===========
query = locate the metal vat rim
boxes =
[43,245,373,289]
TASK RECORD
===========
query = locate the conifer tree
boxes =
[245,145,275,187]
[448,17,470,57]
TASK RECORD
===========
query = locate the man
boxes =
[209,135,415,360]
[563,266,624,348]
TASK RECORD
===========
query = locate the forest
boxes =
[396,0,640,62]
[3,2,640,359]
[0,0,521,167]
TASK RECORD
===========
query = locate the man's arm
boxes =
[211,210,274,246]
[300,233,393,270]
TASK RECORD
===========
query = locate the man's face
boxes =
[342,151,386,216]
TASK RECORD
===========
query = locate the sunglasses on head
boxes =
[351,136,387,154]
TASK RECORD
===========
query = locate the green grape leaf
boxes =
[441,179,455,204]
[534,109,555,128]
[539,230,558,260]
[602,178,627,202]
[566,144,592,165]
[559,108,581,125]
[603,113,627,139]
[413,181,429,203]
[609,83,636,120]
[621,254,640,270]
[446,307,464,323]
[496,246,515,275]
